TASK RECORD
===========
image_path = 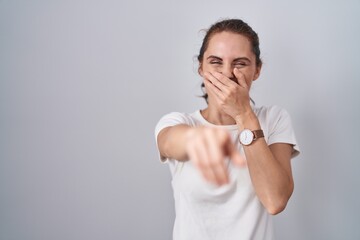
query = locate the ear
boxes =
[198,63,204,77]
[253,64,262,81]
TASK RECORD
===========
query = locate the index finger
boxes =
[233,68,249,89]
[212,71,238,88]
[206,130,230,185]
[204,71,227,90]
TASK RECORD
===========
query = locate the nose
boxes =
[220,64,236,81]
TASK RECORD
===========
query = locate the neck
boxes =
[201,105,236,125]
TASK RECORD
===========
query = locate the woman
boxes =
[155,19,300,240]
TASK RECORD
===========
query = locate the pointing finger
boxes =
[227,139,247,167]
[206,129,229,185]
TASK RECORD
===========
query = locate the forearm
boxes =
[236,111,293,215]
[244,140,293,214]
[158,122,246,186]
[157,124,192,161]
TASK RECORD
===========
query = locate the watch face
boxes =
[240,129,254,145]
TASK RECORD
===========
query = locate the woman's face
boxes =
[199,31,261,88]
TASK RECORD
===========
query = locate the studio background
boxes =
[1,0,359,239]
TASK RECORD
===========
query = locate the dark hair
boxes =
[197,19,262,103]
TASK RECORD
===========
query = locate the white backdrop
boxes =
[1,0,360,239]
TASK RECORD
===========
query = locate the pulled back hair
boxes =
[197,19,262,103]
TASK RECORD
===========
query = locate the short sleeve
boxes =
[154,112,193,163]
[266,106,300,158]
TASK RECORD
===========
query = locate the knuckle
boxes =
[208,156,220,165]
[203,128,214,139]
[230,86,237,93]
[218,129,229,142]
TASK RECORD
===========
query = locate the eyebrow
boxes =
[207,55,222,61]
[233,57,251,63]
[207,55,251,63]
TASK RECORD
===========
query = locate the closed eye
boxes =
[207,55,223,65]
[233,57,251,67]
[234,62,247,68]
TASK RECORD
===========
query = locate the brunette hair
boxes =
[198,19,262,102]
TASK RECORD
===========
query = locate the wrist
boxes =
[234,110,260,130]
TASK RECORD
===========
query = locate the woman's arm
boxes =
[236,112,294,215]
[204,69,295,215]
[157,116,294,215]
[157,124,245,185]
[245,140,294,215]
[157,124,192,161]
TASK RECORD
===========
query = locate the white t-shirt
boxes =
[155,105,300,240]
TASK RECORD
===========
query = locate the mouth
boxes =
[230,78,239,84]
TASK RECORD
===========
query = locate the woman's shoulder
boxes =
[157,110,201,126]
[254,105,290,120]
[159,110,199,119]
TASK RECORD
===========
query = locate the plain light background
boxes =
[1,0,360,239]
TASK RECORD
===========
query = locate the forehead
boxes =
[205,31,253,59]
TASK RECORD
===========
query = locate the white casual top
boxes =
[155,105,300,240]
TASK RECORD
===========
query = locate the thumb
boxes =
[227,141,247,167]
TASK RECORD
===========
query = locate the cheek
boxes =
[202,63,220,73]
[242,67,258,80]
[236,69,255,86]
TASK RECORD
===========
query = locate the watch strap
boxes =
[252,130,264,140]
